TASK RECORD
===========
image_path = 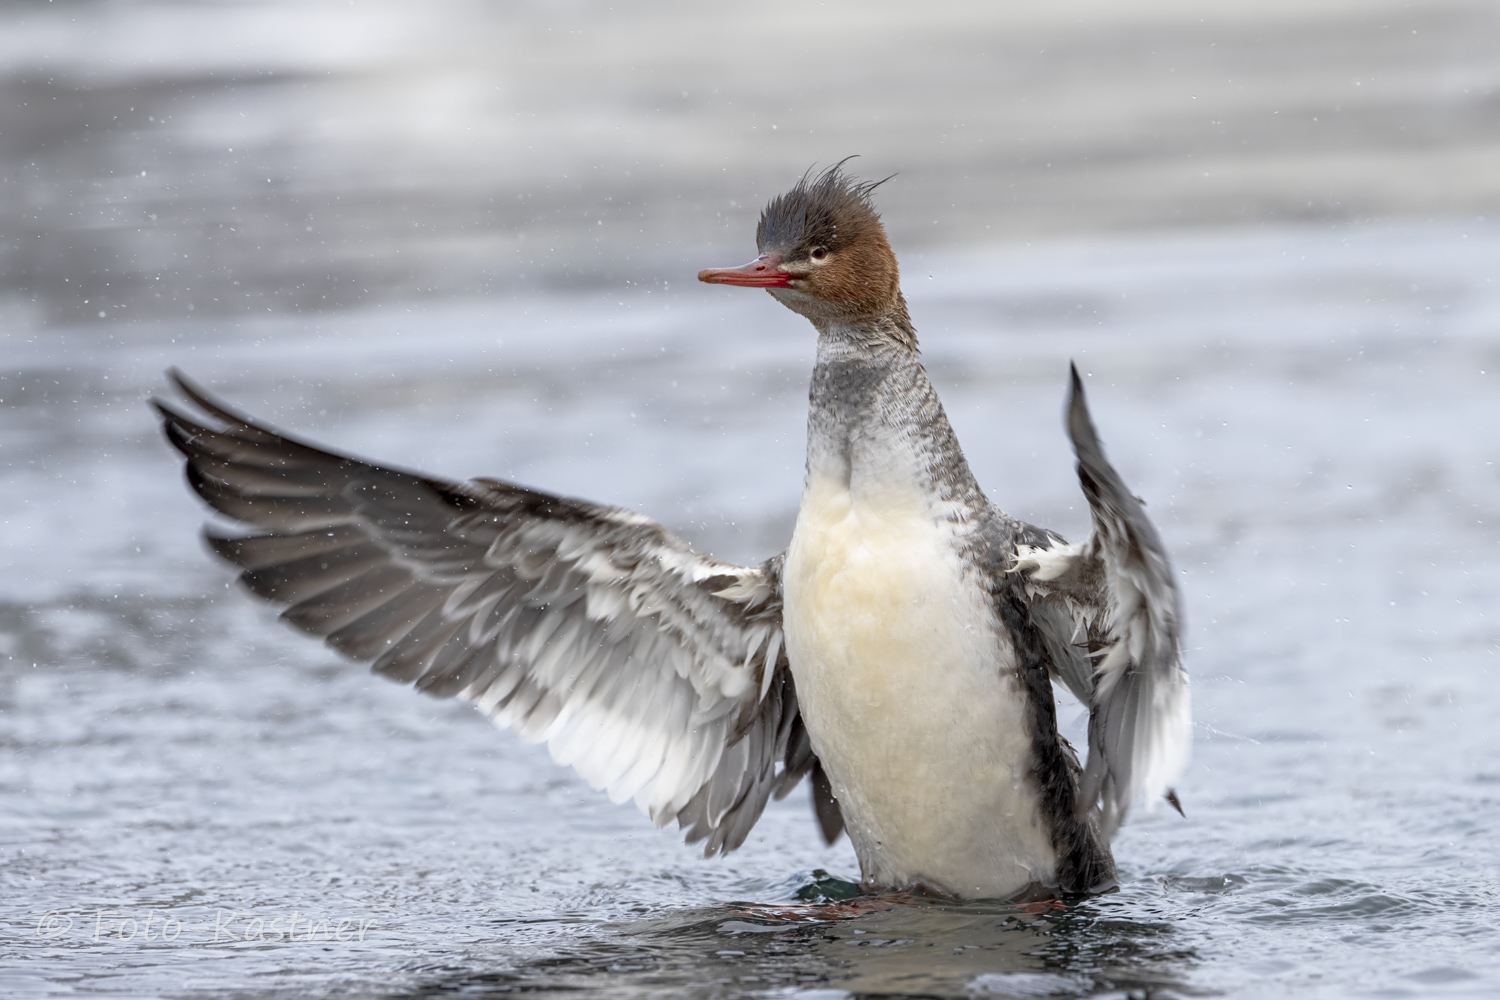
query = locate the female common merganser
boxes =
[157,165,1189,901]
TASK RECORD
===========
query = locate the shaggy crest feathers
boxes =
[756,160,888,256]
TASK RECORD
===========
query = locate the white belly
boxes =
[783,473,1057,898]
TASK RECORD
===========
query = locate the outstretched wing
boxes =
[1015,364,1190,836]
[155,370,820,855]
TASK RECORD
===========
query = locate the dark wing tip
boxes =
[153,395,217,462]
[1065,361,1102,460]
[152,369,241,453]
[810,762,845,846]
[153,370,385,471]
[149,396,185,426]
[1165,788,1186,818]
[163,367,263,430]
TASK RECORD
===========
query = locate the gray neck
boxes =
[804,316,987,515]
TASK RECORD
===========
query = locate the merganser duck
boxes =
[156,165,1189,901]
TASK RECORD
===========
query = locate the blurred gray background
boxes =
[2,0,1496,327]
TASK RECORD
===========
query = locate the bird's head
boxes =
[699,163,902,327]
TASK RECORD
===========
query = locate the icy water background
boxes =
[4,1,1500,998]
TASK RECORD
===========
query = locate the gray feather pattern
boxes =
[155,371,820,853]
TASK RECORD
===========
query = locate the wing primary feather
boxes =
[206,526,368,570]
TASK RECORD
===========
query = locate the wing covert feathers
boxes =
[1014,365,1191,836]
[155,370,805,855]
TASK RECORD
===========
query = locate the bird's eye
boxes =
[810,247,828,260]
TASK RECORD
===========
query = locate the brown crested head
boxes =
[699,163,907,331]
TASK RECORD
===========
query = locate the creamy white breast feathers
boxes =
[784,440,1056,897]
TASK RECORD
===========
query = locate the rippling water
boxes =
[3,220,1499,997]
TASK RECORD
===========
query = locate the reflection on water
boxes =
[392,882,1195,999]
